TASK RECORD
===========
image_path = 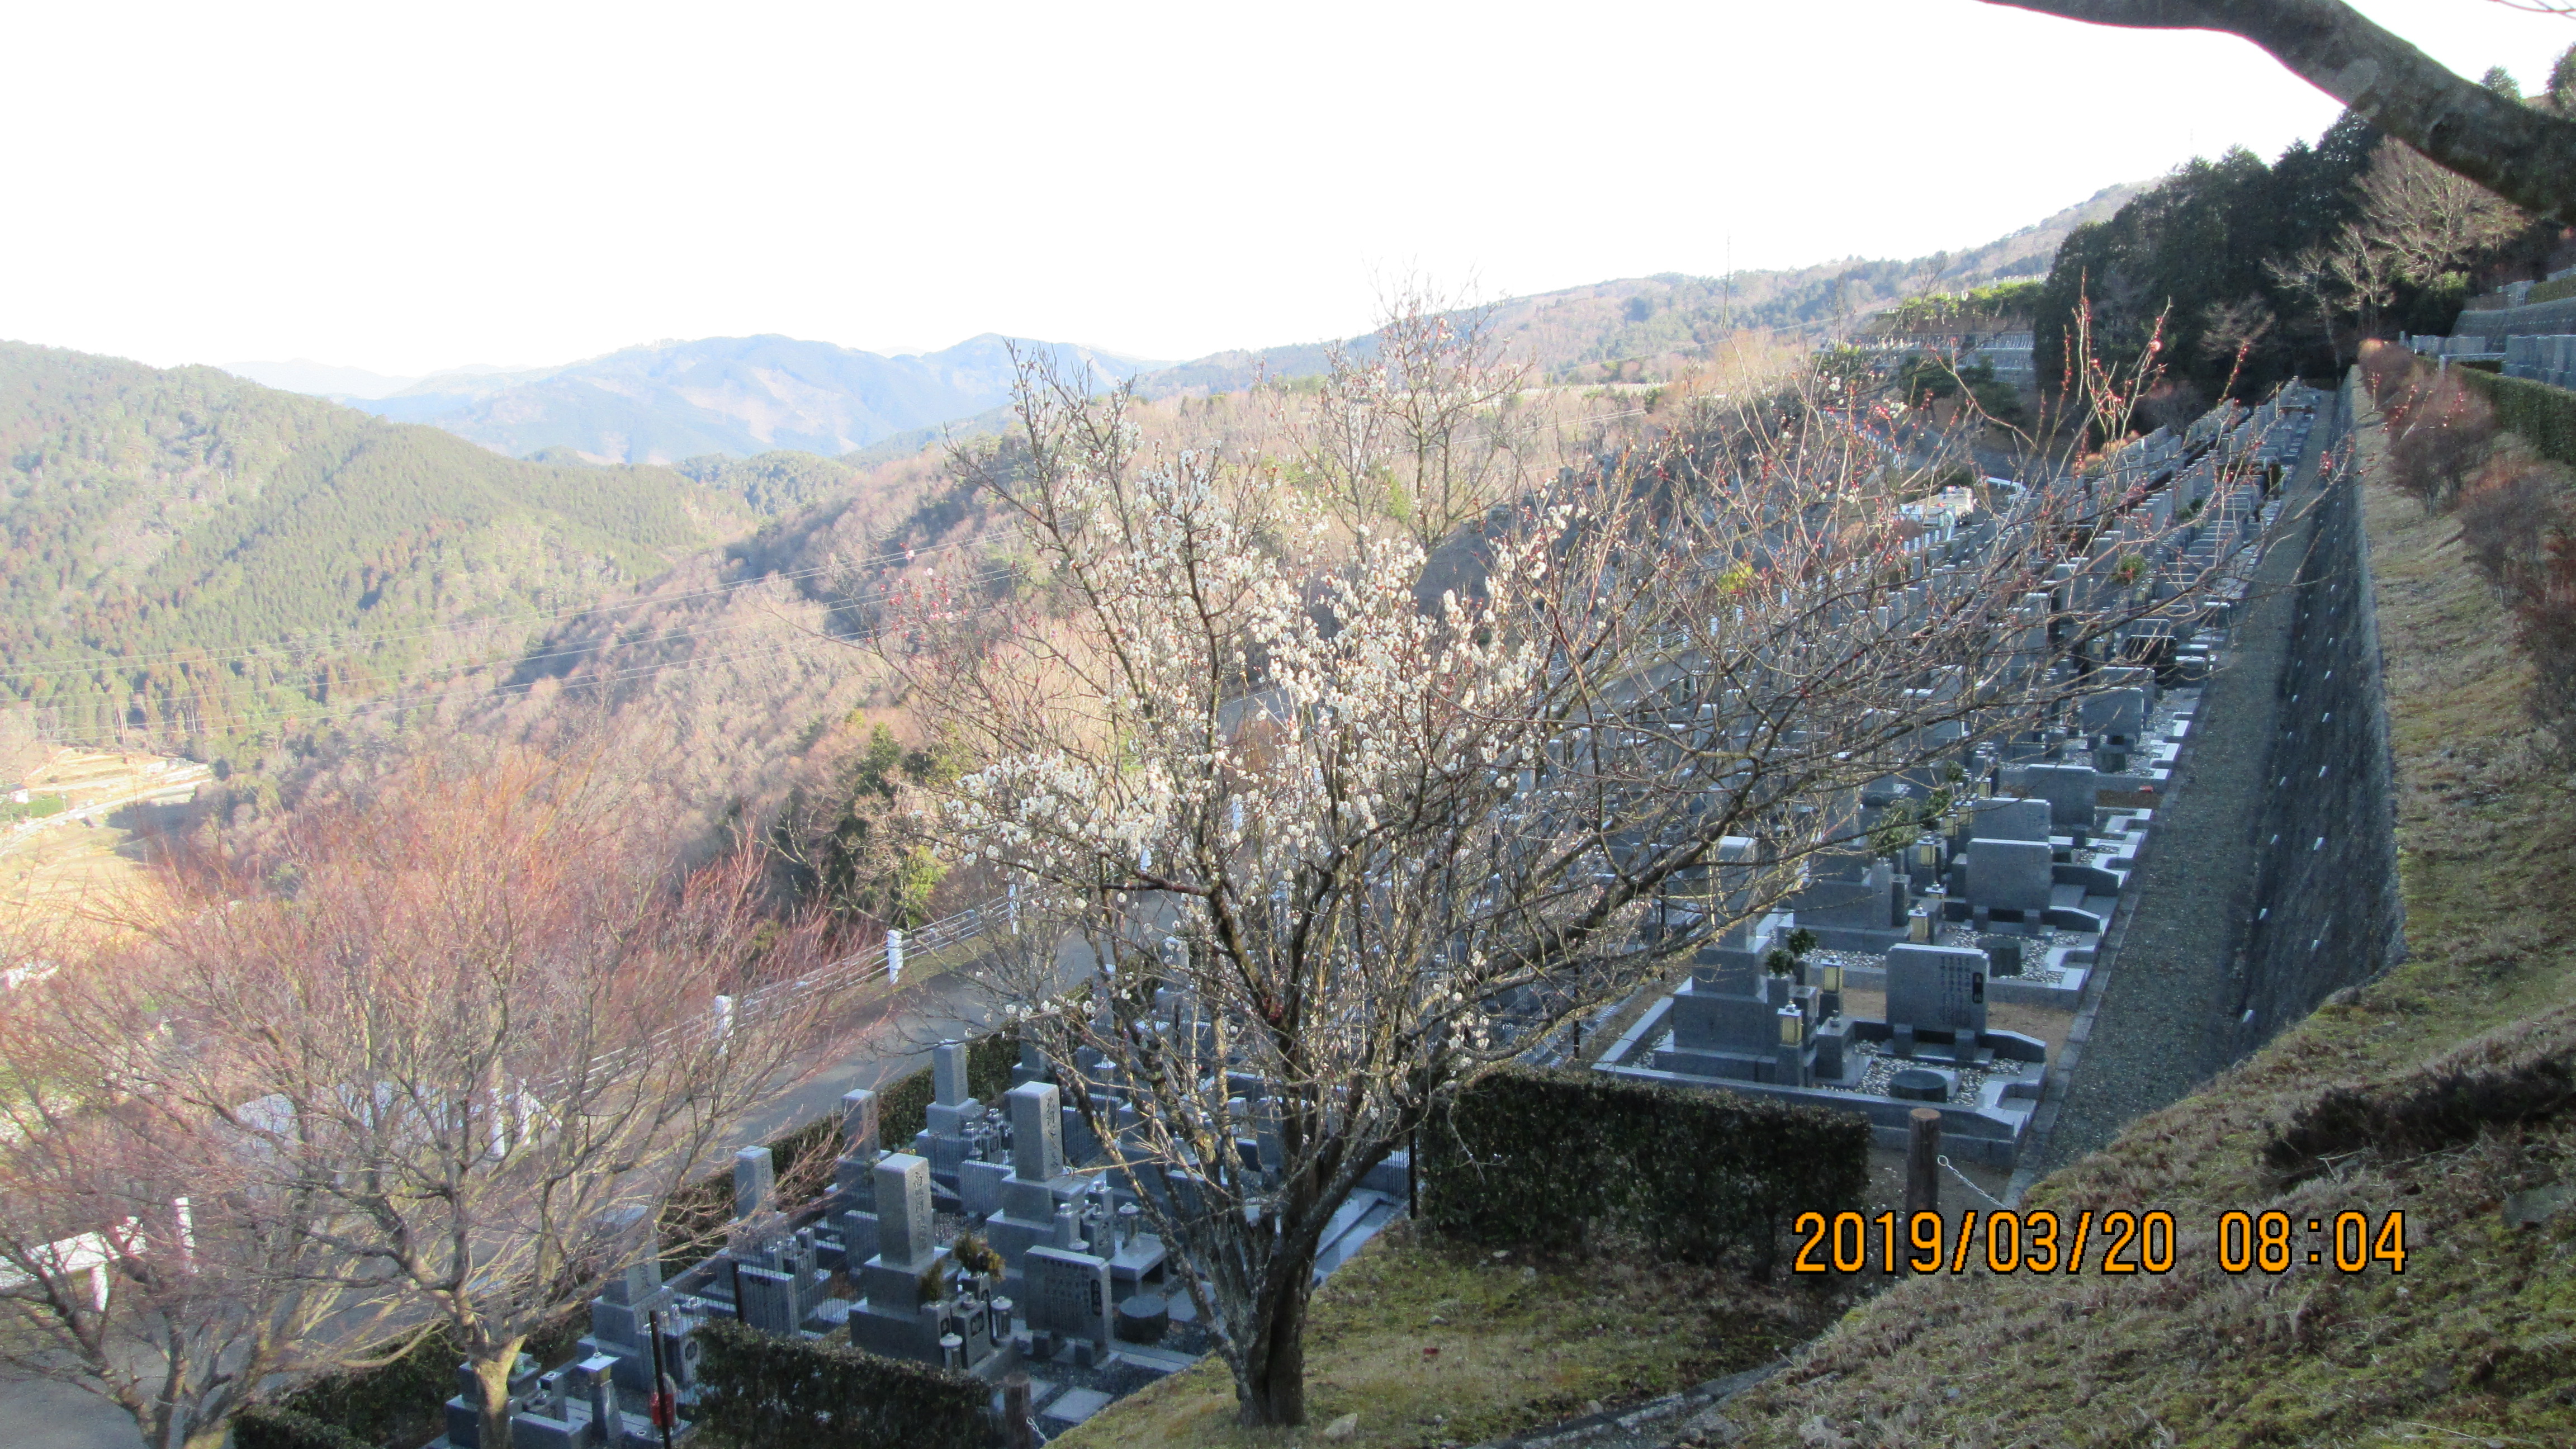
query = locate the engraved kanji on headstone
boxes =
[873,1154,934,1265]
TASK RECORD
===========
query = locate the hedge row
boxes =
[276,1312,585,1448]
[691,1318,988,1449]
[662,1026,1021,1266]
[1419,1066,1869,1273]
[2457,368,2576,467]
[879,1026,1023,1145]
[233,1406,373,1449]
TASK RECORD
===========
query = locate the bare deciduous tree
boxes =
[17,748,853,1449]
[2348,139,2532,286]
[1283,281,1541,555]
[0,1042,410,1449]
[892,340,2252,1425]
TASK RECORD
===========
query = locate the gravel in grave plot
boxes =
[1832,1038,1992,1103]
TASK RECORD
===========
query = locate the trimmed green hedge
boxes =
[2458,368,2576,466]
[2530,276,2576,306]
[233,1406,376,1449]
[692,1318,989,1449]
[879,1027,1022,1145]
[1420,1066,1869,1273]
[278,1316,583,1448]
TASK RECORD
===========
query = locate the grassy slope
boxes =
[1715,401,2576,1447]
[1053,1220,1822,1449]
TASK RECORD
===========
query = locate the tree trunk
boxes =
[1237,1276,1313,1427]
[472,1337,529,1449]
[180,1422,230,1449]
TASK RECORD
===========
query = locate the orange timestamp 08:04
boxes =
[1788,1208,2409,1276]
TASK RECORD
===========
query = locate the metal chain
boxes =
[1936,1154,2011,1210]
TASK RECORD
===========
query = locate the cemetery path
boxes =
[2026,390,2345,1176]
[0,1370,143,1449]
[726,920,1100,1151]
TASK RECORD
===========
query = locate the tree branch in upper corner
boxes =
[1986,0,2576,220]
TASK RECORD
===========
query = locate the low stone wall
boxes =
[2450,295,2576,340]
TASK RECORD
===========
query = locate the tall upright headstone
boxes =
[841,1088,880,1156]
[835,1087,883,1214]
[1007,1081,1064,1183]
[918,1041,983,1189]
[849,1153,946,1362]
[875,1154,934,1265]
[732,1147,774,1222]
[932,1041,972,1113]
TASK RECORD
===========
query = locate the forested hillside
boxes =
[0,343,752,755]
[673,450,863,517]
[2032,82,2570,414]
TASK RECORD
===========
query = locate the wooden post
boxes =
[1904,1106,1941,1256]
[1003,1371,1035,1449]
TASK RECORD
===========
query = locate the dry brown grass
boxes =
[1052,1220,1828,1449]
[1710,392,2576,1447]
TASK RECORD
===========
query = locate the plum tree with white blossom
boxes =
[889,327,2248,1426]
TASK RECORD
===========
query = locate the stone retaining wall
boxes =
[2227,391,2407,1048]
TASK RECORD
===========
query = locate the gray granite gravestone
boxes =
[732,1146,773,1222]
[1964,837,2052,912]
[1025,1243,1112,1348]
[876,1153,932,1264]
[1885,943,1988,1038]
[2079,687,2149,742]
[916,1041,982,1188]
[736,1265,799,1334]
[1009,1080,1065,1182]
[1964,796,2049,843]
[2017,762,2100,832]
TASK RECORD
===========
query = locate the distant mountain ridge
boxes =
[226,180,2148,466]
[1144,181,2151,393]
[329,334,1167,465]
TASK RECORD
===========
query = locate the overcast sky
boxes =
[2,1,2565,376]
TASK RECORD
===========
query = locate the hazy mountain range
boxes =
[225,335,1166,466]
[222,181,2145,468]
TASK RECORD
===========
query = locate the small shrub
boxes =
[2385,372,2496,509]
[2454,454,2568,593]
[692,1318,988,1449]
[233,1406,375,1449]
